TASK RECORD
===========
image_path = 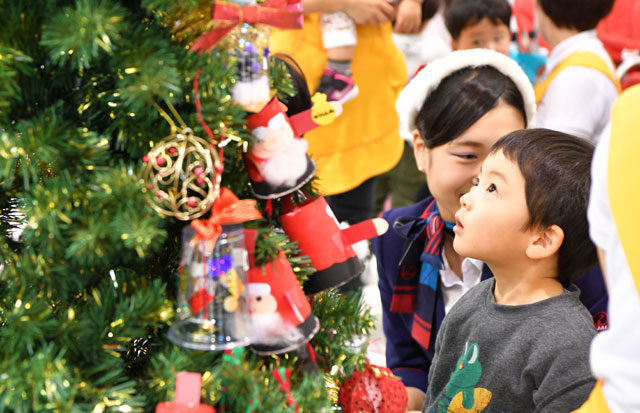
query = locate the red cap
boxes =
[244,229,312,327]
[246,97,288,130]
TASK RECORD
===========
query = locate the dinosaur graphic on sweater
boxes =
[437,342,492,412]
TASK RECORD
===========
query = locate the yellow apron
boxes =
[573,84,640,413]
[270,15,407,195]
[609,84,640,295]
[535,51,621,104]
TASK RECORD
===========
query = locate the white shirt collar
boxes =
[544,30,614,75]
[440,251,484,288]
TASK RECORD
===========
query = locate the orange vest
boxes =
[535,51,621,104]
[269,16,406,195]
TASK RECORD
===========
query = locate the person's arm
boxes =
[406,386,426,411]
[372,220,431,402]
[394,0,422,33]
[302,0,395,25]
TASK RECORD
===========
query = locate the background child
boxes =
[445,0,512,56]
[423,128,598,412]
[578,85,640,411]
[317,0,422,103]
[373,49,606,411]
[535,0,619,142]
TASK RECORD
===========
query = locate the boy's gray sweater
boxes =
[423,278,596,413]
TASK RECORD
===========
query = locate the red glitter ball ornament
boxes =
[194,166,204,176]
[168,146,178,155]
[338,364,408,413]
[156,157,165,166]
[143,155,150,163]
[187,198,197,208]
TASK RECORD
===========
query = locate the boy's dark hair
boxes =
[538,0,614,31]
[490,129,597,284]
[445,0,512,40]
[270,53,311,117]
[416,65,526,149]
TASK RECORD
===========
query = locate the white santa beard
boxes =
[260,138,309,187]
[251,312,303,346]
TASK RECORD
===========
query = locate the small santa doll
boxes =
[244,229,319,355]
[245,95,341,199]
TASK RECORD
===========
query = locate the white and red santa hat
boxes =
[246,97,291,138]
[243,229,319,355]
[396,48,536,140]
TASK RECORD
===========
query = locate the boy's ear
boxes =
[525,224,564,260]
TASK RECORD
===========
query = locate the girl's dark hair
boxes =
[270,53,312,116]
[416,65,527,148]
[445,0,512,40]
[539,0,614,31]
[490,129,597,284]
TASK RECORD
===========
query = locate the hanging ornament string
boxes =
[191,187,262,251]
[193,70,217,147]
[272,367,299,412]
[193,69,226,168]
[191,0,303,52]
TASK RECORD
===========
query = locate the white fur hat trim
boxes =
[247,282,271,296]
[396,49,536,139]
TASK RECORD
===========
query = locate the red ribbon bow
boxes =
[272,367,299,412]
[191,0,303,52]
[191,187,262,250]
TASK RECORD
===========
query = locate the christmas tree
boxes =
[0,1,380,411]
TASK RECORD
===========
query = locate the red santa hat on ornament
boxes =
[244,229,319,355]
[246,97,290,134]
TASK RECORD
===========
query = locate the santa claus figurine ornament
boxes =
[244,95,341,199]
[244,229,319,355]
[281,196,389,294]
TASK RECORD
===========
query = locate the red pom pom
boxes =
[156,157,165,166]
[338,364,408,413]
[194,166,204,175]
[187,198,197,208]
[142,155,149,163]
[168,146,178,155]
[196,177,205,185]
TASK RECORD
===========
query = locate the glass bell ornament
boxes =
[168,224,254,351]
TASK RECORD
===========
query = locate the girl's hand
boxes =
[394,0,422,33]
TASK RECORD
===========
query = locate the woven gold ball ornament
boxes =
[142,127,222,220]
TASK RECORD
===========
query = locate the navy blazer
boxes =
[372,197,609,392]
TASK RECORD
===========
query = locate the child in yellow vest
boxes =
[535,0,620,143]
[576,84,640,412]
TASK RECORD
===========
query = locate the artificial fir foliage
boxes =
[0,1,375,411]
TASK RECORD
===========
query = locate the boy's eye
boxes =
[487,183,497,193]
[473,39,484,47]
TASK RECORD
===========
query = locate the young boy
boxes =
[445,0,512,56]
[535,0,619,143]
[422,129,597,412]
